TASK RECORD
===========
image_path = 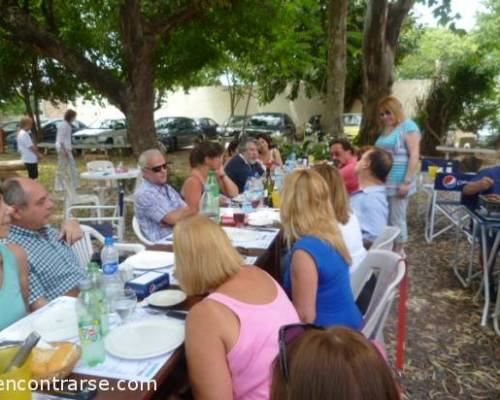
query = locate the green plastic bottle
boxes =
[76,279,106,366]
[87,262,109,336]
[201,170,220,223]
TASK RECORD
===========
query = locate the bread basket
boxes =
[479,194,500,216]
[31,341,81,381]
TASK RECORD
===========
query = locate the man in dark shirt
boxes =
[224,137,264,193]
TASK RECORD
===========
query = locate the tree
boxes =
[322,0,348,137]
[0,1,279,155]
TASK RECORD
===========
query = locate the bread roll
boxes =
[31,342,81,379]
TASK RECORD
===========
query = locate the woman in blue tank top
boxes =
[281,169,362,330]
[0,186,29,330]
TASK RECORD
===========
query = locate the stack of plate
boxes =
[124,251,175,271]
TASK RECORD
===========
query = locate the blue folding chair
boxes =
[424,172,475,244]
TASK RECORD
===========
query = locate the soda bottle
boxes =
[100,237,123,306]
[200,171,220,223]
[76,279,106,366]
[87,262,109,336]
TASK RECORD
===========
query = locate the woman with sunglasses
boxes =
[270,324,400,400]
[181,141,239,210]
[174,215,299,400]
[375,96,421,255]
[280,169,362,329]
[0,185,29,330]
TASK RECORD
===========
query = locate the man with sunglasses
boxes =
[134,149,195,242]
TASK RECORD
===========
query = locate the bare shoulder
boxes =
[5,243,28,264]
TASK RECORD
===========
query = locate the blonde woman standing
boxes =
[174,216,299,400]
[280,169,362,329]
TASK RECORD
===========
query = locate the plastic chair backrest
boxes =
[370,226,401,251]
[433,172,476,192]
[360,250,405,340]
[87,160,114,173]
[132,216,155,246]
[71,225,105,268]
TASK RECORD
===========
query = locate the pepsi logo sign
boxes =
[442,175,457,189]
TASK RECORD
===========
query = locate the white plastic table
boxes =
[435,146,497,160]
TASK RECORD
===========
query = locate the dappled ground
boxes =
[1,148,499,399]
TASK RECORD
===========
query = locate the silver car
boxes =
[72,119,127,145]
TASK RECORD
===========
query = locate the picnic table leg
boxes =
[396,259,409,372]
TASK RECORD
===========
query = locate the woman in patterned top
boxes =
[375,96,421,255]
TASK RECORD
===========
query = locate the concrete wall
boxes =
[42,79,430,127]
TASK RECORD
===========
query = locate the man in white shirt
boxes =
[54,109,79,191]
[16,117,44,179]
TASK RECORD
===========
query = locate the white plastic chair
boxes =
[63,178,102,220]
[86,160,116,201]
[66,204,125,240]
[370,226,401,251]
[353,250,405,347]
[132,216,155,246]
[72,224,145,269]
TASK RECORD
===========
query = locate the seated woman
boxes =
[0,186,29,330]
[281,169,362,329]
[223,138,240,166]
[174,216,299,400]
[270,325,400,400]
[256,133,283,170]
[181,141,239,210]
[312,164,367,272]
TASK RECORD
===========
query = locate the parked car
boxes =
[1,120,20,139]
[245,112,296,140]
[304,115,325,141]
[343,113,362,139]
[155,117,205,152]
[72,118,127,145]
[217,115,248,139]
[195,118,219,138]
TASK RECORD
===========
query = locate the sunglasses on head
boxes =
[145,163,167,173]
[379,110,392,118]
[278,323,324,383]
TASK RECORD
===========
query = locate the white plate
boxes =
[125,251,175,270]
[223,228,262,242]
[105,319,184,359]
[146,290,187,308]
[31,302,78,341]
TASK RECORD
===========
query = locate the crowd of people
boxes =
[3,94,498,399]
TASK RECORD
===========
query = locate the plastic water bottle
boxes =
[200,170,220,223]
[87,262,109,336]
[100,237,123,305]
[76,279,105,366]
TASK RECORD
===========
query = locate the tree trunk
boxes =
[323,0,348,138]
[31,57,42,141]
[360,0,415,144]
[19,82,35,133]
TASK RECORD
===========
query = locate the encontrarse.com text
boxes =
[0,377,157,392]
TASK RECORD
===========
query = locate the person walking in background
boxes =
[329,139,359,194]
[375,96,421,255]
[270,325,400,400]
[55,109,79,191]
[16,117,44,180]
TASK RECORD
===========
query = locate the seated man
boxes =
[134,149,195,242]
[224,137,264,193]
[462,166,500,210]
[1,177,85,310]
[351,147,393,248]
[330,139,359,194]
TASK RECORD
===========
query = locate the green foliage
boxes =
[279,139,331,162]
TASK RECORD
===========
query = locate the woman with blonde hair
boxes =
[174,215,299,400]
[270,325,400,400]
[280,169,362,329]
[375,96,421,255]
[312,164,367,270]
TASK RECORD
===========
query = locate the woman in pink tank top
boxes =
[174,216,299,400]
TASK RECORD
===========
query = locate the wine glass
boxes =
[113,288,137,325]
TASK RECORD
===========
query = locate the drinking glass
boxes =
[233,210,246,227]
[113,288,137,325]
[0,346,32,400]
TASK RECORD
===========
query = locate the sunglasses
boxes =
[145,163,167,173]
[278,323,324,382]
[379,110,392,118]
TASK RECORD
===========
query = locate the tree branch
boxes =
[386,0,415,47]
[0,1,127,110]
[40,0,58,34]
[145,5,200,37]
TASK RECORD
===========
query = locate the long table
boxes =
[3,226,284,400]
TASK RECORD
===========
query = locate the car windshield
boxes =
[88,119,123,129]
[226,116,246,126]
[155,118,178,129]
[249,115,281,128]
[343,114,362,126]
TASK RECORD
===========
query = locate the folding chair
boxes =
[132,216,155,246]
[72,224,145,269]
[371,226,401,251]
[424,172,475,244]
[353,250,406,350]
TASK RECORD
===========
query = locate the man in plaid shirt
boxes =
[1,177,85,310]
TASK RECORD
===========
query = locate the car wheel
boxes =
[105,137,113,145]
